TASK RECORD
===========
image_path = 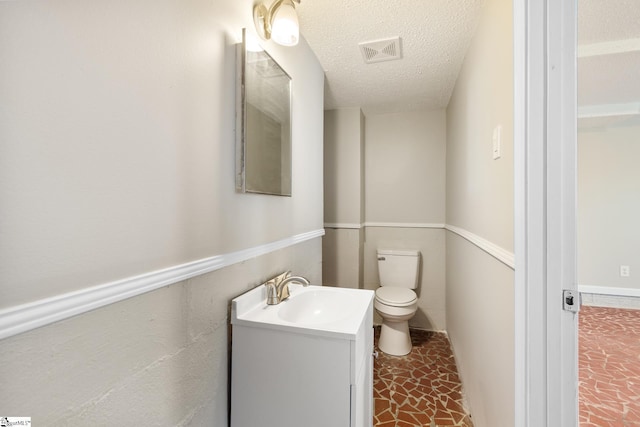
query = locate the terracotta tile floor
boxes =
[580,305,640,426]
[373,327,473,427]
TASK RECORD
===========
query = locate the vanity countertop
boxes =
[231,283,374,340]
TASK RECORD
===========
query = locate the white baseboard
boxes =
[0,229,325,340]
[579,285,640,309]
[579,285,640,298]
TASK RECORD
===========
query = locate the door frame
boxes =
[514,0,579,425]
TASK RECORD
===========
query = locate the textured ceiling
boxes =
[296,0,640,118]
[578,0,640,44]
[296,0,484,114]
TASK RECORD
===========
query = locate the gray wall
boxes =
[323,108,365,288]
[0,241,322,425]
[445,0,514,425]
[578,123,640,293]
[363,110,447,331]
[323,108,448,330]
[0,0,324,424]
[324,108,365,227]
[364,110,446,225]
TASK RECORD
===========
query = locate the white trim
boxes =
[578,102,640,118]
[579,285,640,298]
[363,222,445,229]
[515,0,549,423]
[323,223,362,229]
[547,1,579,425]
[578,38,640,58]
[328,221,515,270]
[580,292,640,310]
[445,225,515,270]
[0,229,325,340]
[515,0,579,425]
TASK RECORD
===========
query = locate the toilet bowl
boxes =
[375,287,418,356]
[375,249,421,356]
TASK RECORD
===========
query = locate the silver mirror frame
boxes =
[236,29,293,196]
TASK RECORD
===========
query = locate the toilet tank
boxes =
[377,249,421,289]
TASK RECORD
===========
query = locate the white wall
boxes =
[578,123,640,293]
[363,109,447,330]
[0,0,324,424]
[445,0,514,424]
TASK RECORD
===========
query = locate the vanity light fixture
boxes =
[254,0,301,47]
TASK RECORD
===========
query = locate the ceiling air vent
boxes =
[358,37,402,64]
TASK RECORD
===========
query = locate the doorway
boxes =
[576,1,640,424]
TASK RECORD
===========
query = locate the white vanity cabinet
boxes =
[230,285,374,427]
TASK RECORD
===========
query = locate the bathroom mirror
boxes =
[236,29,292,196]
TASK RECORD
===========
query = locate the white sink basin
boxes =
[277,289,353,325]
[231,283,374,339]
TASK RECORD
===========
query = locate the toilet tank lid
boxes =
[377,249,420,257]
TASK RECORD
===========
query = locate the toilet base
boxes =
[378,320,412,356]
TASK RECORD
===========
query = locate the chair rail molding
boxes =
[0,229,325,340]
[324,223,362,229]
[364,222,445,229]
[324,221,515,270]
[445,224,515,270]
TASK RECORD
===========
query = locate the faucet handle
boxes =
[279,284,290,301]
[281,270,292,281]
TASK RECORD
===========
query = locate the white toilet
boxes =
[375,249,420,356]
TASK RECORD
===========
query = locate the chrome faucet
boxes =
[265,272,310,305]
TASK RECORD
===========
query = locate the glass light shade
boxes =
[245,32,264,52]
[270,1,299,46]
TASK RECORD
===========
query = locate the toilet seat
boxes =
[375,287,417,307]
